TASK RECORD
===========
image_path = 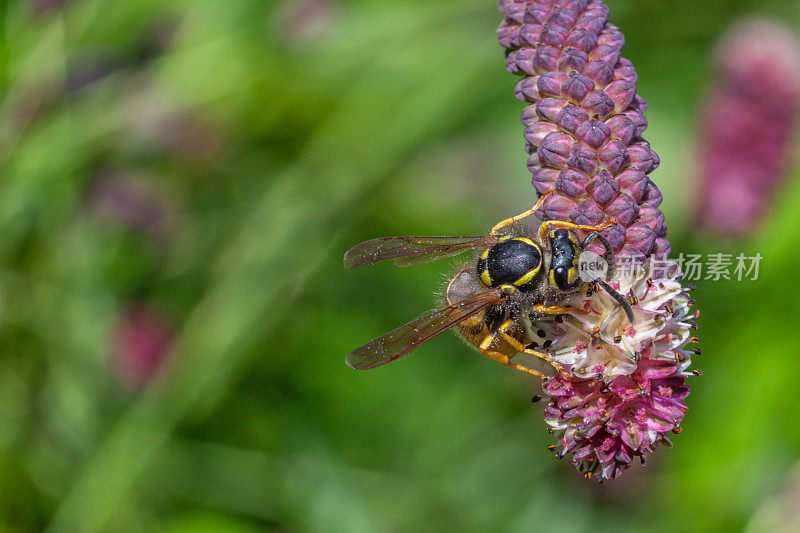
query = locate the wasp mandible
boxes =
[344,192,634,380]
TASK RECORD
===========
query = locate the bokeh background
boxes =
[1,0,800,531]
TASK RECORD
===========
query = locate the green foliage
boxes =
[0,0,798,531]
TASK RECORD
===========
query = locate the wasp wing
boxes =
[346,288,504,369]
[343,235,498,269]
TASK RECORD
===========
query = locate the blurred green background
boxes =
[1,0,800,531]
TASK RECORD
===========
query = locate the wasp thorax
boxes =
[477,237,542,291]
[548,229,581,291]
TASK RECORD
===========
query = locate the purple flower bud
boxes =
[110,305,173,389]
[498,0,669,257]
[695,19,800,236]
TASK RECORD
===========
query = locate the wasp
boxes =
[344,192,634,380]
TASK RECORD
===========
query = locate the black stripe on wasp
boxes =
[343,192,634,381]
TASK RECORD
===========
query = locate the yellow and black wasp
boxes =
[344,192,634,380]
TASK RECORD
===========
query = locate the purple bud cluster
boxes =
[545,358,690,479]
[498,0,668,260]
[498,0,697,481]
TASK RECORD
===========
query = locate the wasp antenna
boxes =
[580,231,616,281]
[595,279,635,323]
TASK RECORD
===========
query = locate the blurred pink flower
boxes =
[31,0,69,15]
[125,101,224,164]
[87,171,170,239]
[279,0,338,45]
[696,19,800,236]
[111,305,173,389]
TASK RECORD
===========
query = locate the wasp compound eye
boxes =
[477,237,542,290]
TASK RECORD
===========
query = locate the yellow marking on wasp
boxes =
[478,329,547,380]
[534,303,587,315]
[513,237,536,247]
[567,232,581,246]
[480,248,490,260]
[538,218,616,243]
[480,269,492,287]
[567,266,578,284]
[462,309,485,328]
[514,265,541,287]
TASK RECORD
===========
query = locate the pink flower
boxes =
[544,357,690,480]
[538,260,698,480]
[695,19,800,236]
[110,305,173,389]
[498,0,700,482]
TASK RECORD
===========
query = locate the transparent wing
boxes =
[343,235,498,269]
[346,288,504,369]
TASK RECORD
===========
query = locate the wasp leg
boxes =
[537,218,616,244]
[495,319,569,378]
[479,327,547,380]
[490,191,553,235]
[533,303,588,315]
